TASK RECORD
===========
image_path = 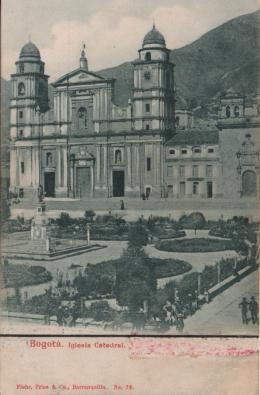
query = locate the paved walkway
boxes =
[174,270,259,336]
[11,196,259,221]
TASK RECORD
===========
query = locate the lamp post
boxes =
[197,272,201,295]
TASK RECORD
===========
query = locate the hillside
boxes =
[99,10,260,108]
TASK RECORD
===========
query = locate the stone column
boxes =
[86,224,90,245]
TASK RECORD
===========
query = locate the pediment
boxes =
[53,68,105,86]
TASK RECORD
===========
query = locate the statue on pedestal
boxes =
[38,184,44,202]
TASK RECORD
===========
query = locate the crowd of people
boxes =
[239,296,258,325]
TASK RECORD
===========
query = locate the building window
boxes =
[169,149,175,155]
[145,52,151,61]
[115,149,122,164]
[19,63,24,73]
[181,149,187,154]
[175,116,180,127]
[146,157,151,171]
[257,104,260,115]
[193,147,201,154]
[226,106,231,118]
[145,124,150,130]
[167,165,173,177]
[206,165,213,177]
[208,148,214,153]
[21,162,25,174]
[78,107,87,129]
[46,152,53,167]
[19,130,23,137]
[179,182,186,196]
[234,106,239,117]
[18,82,25,96]
[19,110,23,119]
[179,165,185,177]
[193,181,199,195]
[192,165,199,177]
[145,103,150,113]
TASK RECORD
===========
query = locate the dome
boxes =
[143,25,166,46]
[19,41,41,59]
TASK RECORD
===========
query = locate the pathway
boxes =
[170,270,259,336]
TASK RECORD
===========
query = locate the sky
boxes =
[2,0,259,81]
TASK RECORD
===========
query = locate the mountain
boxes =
[99,10,260,108]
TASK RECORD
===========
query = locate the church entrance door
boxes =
[207,182,213,198]
[76,167,91,198]
[113,171,124,197]
[44,172,55,197]
[242,170,256,197]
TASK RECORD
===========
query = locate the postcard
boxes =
[0,1,259,394]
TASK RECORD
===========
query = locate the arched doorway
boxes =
[242,170,256,197]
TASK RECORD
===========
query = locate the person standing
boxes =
[249,296,258,324]
[239,297,248,324]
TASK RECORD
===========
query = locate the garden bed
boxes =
[1,263,52,288]
[91,257,192,279]
[156,238,248,253]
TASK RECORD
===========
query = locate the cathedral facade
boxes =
[9,26,260,201]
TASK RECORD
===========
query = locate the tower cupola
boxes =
[142,24,166,48]
[20,41,41,60]
[138,24,169,62]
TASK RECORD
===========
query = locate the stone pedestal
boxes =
[31,201,49,241]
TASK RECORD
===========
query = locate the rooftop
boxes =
[167,129,219,146]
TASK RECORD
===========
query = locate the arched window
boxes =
[78,107,87,130]
[19,63,24,73]
[115,149,122,164]
[257,104,260,115]
[225,106,231,118]
[175,116,180,127]
[46,152,53,167]
[145,52,151,61]
[18,82,25,96]
[234,106,239,117]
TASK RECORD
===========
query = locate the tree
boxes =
[128,224,148,248]
[84,210,96,223]
[114,246,156,312]
[57,212,71,227]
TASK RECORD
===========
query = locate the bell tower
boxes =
[132,24,175,135]
[10,41,49,140]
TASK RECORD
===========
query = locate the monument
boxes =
[30,185,50,242]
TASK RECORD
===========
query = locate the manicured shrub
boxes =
[179,212,206,229]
